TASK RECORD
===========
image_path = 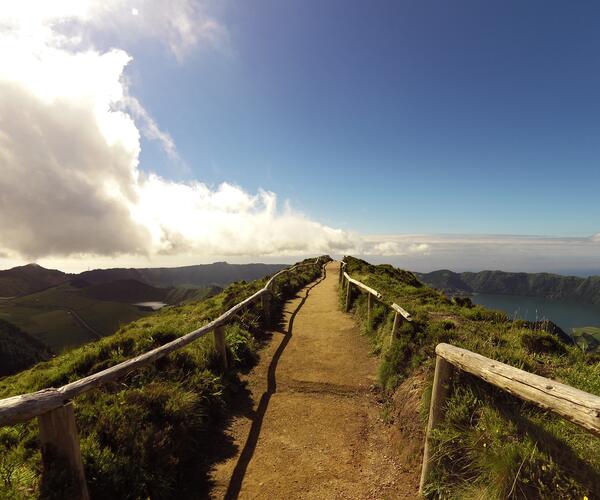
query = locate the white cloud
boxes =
[131,175,356,257]
[0,3,358,261]
[365,240,431,256]
[0,0,231,59]
[122,96,179,161]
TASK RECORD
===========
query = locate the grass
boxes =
[0,284,154,353]
[572,326,600,353]
[22,310,93,352]
[0,258,325,499]
[341,255,600,499]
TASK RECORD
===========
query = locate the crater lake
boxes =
[470,293,600,334]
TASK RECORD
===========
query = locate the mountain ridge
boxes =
[0,263,71,297]
[416,269,600,304]
[0,262,288,297]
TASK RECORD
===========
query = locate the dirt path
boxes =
[210,261,419,499]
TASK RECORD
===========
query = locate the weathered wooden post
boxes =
[261,291,271,326]
[388,311,400,348]
[213,325,228,370]
[345,280,352,312]
[419,355,454,495]
[38,403,89,500]
[367,293,373,327]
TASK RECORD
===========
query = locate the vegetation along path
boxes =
[210,261,419,499]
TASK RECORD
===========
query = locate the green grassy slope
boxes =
[0,259,323,499]
[0,320,52,376]
[572,326,600,353]
[0,281,218,355]
[343,256,600,499]
[0,264,70,297]
[0,284,153,352]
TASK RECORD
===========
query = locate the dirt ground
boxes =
[209,261,420,499]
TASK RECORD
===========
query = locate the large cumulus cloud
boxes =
[0,1,384,261]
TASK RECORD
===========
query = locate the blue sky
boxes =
[132,0,600,236]
[1,1,600,273]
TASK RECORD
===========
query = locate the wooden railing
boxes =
[337,261,600,497]
[418,343,600,494]
[0,257,327,499]
[339,261,412,341]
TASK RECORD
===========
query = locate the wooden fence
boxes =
[419,343,600,494]
[339,261,600,497]
[0,257,327,499]
[339,261,412,341]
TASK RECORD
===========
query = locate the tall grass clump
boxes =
[0,257,326,499]
[342,255,600,498]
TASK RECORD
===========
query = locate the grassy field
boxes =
[0,282,219,355]
[0,284,154,353]
[572,326,600,353]
[342,256,600,499]
[0,259,323,499]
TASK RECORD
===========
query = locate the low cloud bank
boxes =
[362,234,600,274]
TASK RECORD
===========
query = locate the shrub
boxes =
[521,332,566,355]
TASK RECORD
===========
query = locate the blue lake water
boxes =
[470,293,600,334]
[134,301,167,311]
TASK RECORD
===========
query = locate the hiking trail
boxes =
[210,261,420,499]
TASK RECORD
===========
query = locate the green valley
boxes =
[0,262,287,368]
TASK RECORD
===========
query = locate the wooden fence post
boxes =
[419,355,454,495]
[389,311,400,347]
[213,325,228,370]
[261,291,271,326]
[345,280,352,312]
[367,293,373,327]
[38,403,89,500]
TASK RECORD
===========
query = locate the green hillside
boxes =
[417,269,600,304]
[0,262,283,358]
[0,259,322,499]
[0,280,219,355]
[0,319,52,376]
[0,264,69,297]
[344,256,600,498]
[572,326,600,353]
[0,283,153,352]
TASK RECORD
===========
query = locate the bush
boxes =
[521,331,566,355]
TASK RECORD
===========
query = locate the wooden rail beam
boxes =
[436,343,600,435]
[391,303,412,321]
[343,272,382,299]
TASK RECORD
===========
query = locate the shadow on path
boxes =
[224,266,327,499]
